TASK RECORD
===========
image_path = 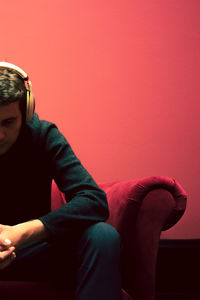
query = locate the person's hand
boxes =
[0,224,23,249]
[0,233,16,270]
[0,220,48,270]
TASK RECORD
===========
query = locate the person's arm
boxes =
[37,122,109,239]
[0,219,48,250]
[0,219,48,270]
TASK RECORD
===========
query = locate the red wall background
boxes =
[1,0,200,238]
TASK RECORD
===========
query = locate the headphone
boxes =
[0,62,35,122]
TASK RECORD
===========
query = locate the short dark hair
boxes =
[0,68,27,104]
[0,67,27,120]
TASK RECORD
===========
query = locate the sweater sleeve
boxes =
[38,122,109,238]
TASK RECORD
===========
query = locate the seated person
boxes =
[0,62,121,300]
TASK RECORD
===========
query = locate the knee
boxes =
[80,222,121,259]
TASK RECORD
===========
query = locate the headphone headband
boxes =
[0,62,28,80]
[0,62,35,122]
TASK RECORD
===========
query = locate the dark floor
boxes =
[155,239,200,300]
[156,292,200,300]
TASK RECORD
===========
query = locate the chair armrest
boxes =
[99,176,187,300]
[98,176,187,232]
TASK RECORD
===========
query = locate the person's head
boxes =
[0,67,27,120]
[0,66,28,155]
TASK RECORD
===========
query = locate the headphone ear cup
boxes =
[26,81,35,122]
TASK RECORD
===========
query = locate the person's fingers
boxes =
[0,246,15,261]
[0,251,16,270]
[0,235,12,250]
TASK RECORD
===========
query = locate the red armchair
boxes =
[0,176,187,300]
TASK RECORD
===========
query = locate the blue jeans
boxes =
[0,222,121,300]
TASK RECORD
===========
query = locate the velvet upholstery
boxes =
[0,176,187,300]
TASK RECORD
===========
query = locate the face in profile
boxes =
[0,101,22,156]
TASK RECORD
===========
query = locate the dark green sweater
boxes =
[0,114,109,239]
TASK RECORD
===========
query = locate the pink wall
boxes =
[1,0,200,238]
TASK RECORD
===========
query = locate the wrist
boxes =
[13,219,48,248]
